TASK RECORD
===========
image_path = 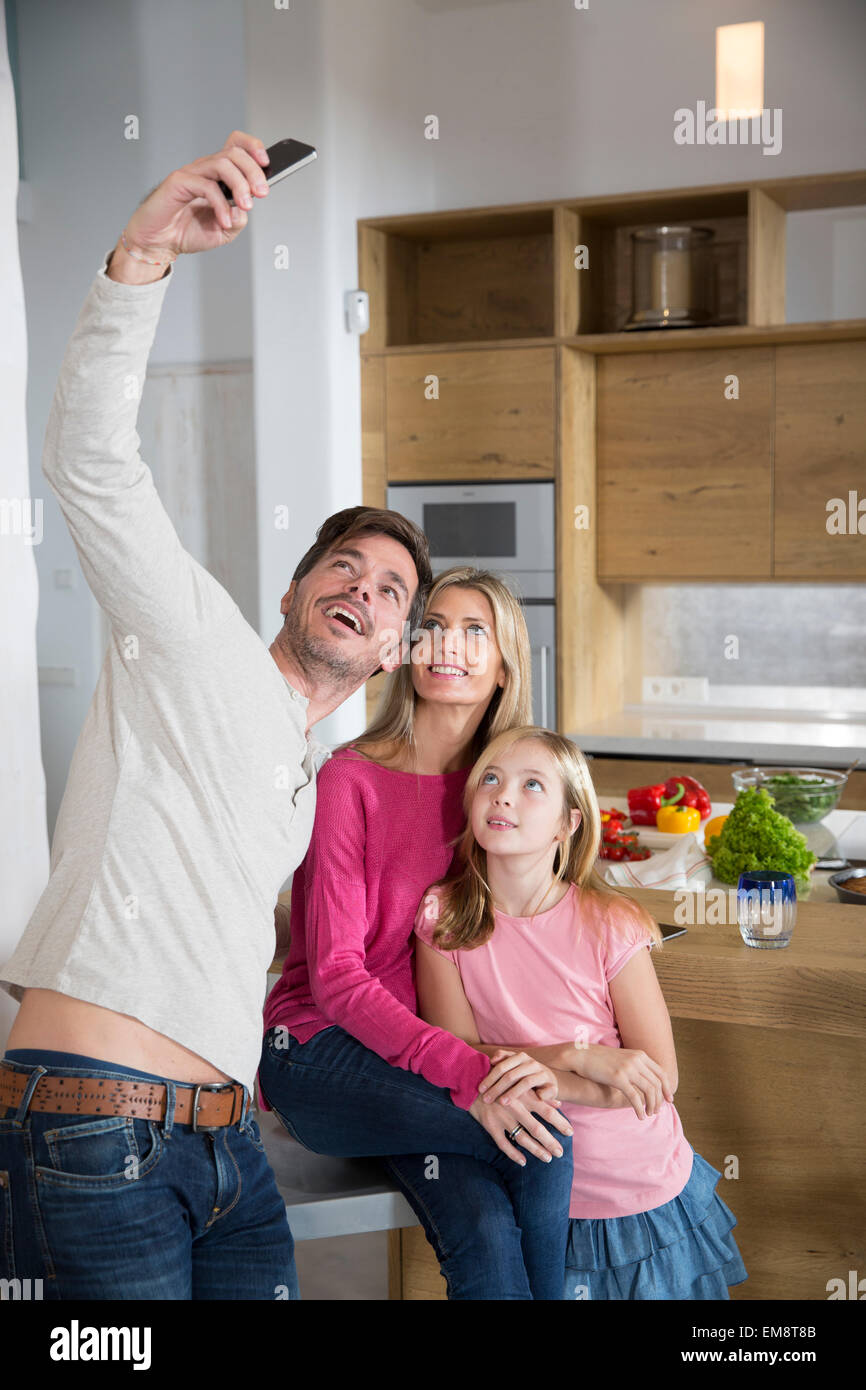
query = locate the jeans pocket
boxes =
[36,1117,162,1191]
[244,1118,267,1155]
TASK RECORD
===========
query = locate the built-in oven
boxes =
[386,481,556,729]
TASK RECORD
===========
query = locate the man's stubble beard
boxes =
[280,596,378,691]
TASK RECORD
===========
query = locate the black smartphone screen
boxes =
[217,139,317,203]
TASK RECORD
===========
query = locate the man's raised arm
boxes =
[42,132,272,643]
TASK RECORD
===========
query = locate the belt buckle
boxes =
[191,1082,238,1133]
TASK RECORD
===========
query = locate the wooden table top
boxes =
[622,885,866,1039]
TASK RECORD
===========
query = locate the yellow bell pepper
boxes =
[656,804,701,834]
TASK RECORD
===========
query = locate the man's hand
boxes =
[109,131,270,283]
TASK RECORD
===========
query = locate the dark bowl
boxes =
[828,867,866,904]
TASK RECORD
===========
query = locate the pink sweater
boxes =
[261,747,492,1111]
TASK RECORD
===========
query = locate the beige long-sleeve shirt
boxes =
[1,254,330,1094]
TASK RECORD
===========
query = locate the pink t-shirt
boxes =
[414,881,694,1219]
[261,748,491,1111]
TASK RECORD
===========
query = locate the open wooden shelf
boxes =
[559,190,749,336]
[360,169,866,352]
[363,336,558,357]
[361,320,866,358]
[564,318,866,354]
[364,208,555,348]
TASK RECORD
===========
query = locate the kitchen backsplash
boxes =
[637,583,866,695]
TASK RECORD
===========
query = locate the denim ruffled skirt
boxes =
[563,1149,748,1300]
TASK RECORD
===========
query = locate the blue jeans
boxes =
[258,1024,573,1300]
[0,1050,298,1301]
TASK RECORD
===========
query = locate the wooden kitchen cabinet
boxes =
[385,347,555,482]
[361,173,866,733]
[597,347,774,580]
[774,340,866,579]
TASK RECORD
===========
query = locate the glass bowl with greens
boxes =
[730,767,847,826]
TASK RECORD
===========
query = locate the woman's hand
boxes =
[478,1048,561,1106]
[124,130,271,258]
[469,1088,573,1166]
[566,1043,674,1119]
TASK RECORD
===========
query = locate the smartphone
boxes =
[658,922,688,942]
[217,138,317,203]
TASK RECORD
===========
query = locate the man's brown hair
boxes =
[291,506,433,633]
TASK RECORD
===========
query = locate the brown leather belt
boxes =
[0,1065,245,1131]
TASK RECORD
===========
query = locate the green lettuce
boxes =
[705,787,816,895]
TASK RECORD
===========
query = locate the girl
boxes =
[258,571,575,1300]
[413,724,748,1300]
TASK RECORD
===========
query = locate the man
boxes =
[0,131,431,1300]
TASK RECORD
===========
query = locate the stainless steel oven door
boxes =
[386,481,554,601]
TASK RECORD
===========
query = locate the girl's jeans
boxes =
[258,1024,573,1300]
[0,1049,298,1301]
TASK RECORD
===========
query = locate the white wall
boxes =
[0,1,48,1048]
[245,0,437,746]
[245,0,866,747]
[16,0,253,833]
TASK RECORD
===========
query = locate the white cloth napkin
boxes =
[599,831,714,891]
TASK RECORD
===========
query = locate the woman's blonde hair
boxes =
[431,725,662,951]
[352,567,533,766]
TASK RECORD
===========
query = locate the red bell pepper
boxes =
[627,783,666,825]
[661,775,712,820]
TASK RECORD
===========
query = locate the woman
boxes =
[258,568,577,1299]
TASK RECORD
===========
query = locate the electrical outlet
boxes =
[642,676,709,705]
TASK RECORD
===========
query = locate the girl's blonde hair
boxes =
[352,567,533,766]
[432,725,663,950]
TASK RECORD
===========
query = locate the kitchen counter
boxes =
[587,755,866,906]
[576,756,865,1298]
[596,797,866,905]
[610,883,865,1300]
[624,886,865,1038]
[570,708,866,767]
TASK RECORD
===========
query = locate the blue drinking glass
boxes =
[737,871,797,949]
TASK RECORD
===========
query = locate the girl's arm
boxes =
[608,947,678,1094]
[474,944,678,1118]
[415,941,627,1111]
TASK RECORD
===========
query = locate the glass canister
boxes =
[626,225,715,329]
